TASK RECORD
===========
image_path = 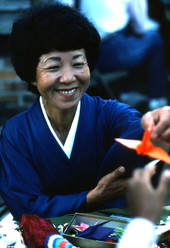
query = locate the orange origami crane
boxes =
[115,124,170,164]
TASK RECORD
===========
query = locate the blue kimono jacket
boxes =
[0,93,144,220]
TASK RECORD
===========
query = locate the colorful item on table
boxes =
[20,214,76,248]
[115,124,170,164]
[0,229,17,248]
[20,214,59,248]
[72,222,89,231]
[69,221,124,243]
[45,234,77,248]
[76,225,114,241]
[0,217,25,248]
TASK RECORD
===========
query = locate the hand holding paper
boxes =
[115,124,170,164]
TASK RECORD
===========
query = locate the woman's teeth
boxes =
[58,89,76,94]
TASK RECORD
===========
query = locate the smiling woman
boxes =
[35,49,90,114]
[33,49,90,144]
[0,1,168,223]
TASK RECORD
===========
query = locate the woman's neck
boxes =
[43,102,77,145]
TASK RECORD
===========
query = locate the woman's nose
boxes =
[59,67,76,83]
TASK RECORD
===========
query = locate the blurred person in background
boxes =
[77,0,168,110]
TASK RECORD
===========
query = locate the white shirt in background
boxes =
[79,0,159,38]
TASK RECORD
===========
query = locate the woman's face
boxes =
[34,49,90,112]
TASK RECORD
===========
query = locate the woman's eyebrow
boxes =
[39,56,61,67]
[73,54,85,60]
[40,54,86,67]
[45,54,85,62]
[44,57,61,63]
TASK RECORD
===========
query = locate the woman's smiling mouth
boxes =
[55,88,77,96]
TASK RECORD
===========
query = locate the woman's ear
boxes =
[31,81,37,86]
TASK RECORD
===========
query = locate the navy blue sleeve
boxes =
[92,98,145,179]
[0,126,87,220]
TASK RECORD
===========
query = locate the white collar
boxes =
[39,96,80,158]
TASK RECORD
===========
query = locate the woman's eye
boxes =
[74,63,85,68]
[46,66,60,71]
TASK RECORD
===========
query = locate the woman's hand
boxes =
[127,165,170,223]
[86,166,128,209]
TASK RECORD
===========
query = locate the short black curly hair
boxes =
[10,2,101,94]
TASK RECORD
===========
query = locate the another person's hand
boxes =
[86,166,128,209]
[141,106,170,142]
[127,165,170,223]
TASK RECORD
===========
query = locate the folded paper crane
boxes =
[115,124,170,164]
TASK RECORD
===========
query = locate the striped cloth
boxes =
[45,234,77,248]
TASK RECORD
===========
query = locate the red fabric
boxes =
[20,214,59,248]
